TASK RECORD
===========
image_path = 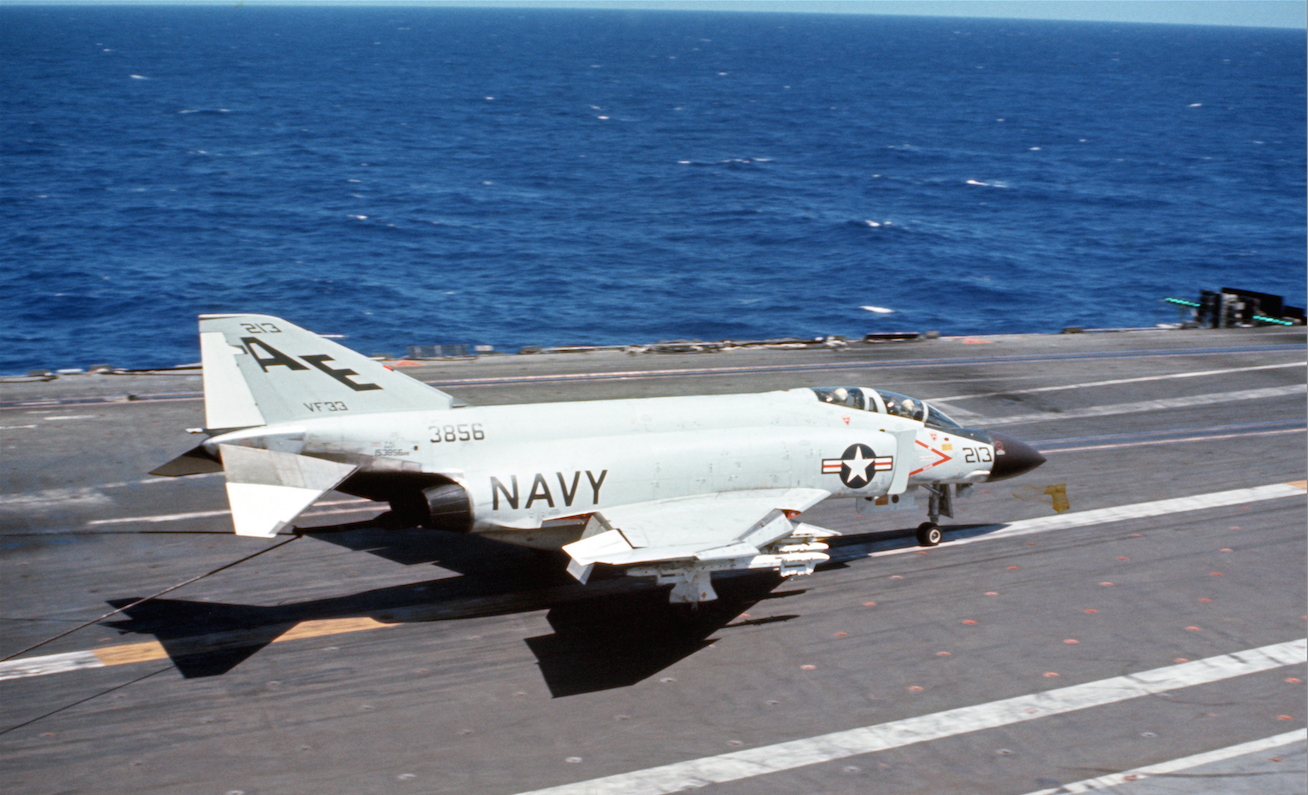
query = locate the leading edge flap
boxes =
[219,444,358,538]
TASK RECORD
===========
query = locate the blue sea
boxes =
[2,6,1304,373]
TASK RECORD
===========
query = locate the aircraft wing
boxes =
[562,487,835,583]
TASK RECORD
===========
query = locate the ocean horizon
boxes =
[2,5,1304,373]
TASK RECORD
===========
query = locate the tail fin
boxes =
[199,314,456,430]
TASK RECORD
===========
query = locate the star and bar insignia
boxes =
[822,443,893,489]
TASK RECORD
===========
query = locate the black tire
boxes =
[916,522,942,547]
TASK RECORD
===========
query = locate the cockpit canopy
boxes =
[810,386,964,430]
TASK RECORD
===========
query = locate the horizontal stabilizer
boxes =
[150,445,224,477]
[219,444,358,538]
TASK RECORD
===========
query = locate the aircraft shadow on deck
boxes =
[821,522,1006,564]
[103,598,299,678]
[101,518,799,691]
[525,577,798,698]
[299,513,549,574]
[99,516,993,690]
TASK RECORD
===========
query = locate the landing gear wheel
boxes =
[916,522,942,547]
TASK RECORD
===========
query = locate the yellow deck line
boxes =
[274,616,392,641]
[92,616,393,667]
[93,640,169,666]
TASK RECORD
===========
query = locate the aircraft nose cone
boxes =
[986,432,1046,481]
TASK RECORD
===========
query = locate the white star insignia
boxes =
[844,446,876,484]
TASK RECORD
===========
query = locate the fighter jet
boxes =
[154,315,1046,604]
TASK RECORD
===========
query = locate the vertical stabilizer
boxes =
[198,314,457,427]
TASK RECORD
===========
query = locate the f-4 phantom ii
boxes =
[154,315,1046,604]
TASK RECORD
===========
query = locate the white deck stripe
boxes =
[1020,728,1308,795]
[7,485,1302,683]
[86,508,234,524]
[85,498,379,526]
[984,384,1306,426]
[935,362,1306,402]
[512,640,1307,795]
[1041,426,1306,453]
[0,650,104,681]
[858,482,1307,559]
[105,472,226,488]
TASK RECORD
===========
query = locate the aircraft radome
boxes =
[154,315,1047,604]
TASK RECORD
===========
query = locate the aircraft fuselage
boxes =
[207,388,1022,548]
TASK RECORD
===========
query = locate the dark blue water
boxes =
[2,6,1304,372]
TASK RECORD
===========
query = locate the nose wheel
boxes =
[916,485,949,547]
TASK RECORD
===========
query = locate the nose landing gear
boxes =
[916,485,952,547]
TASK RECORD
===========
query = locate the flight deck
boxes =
[1,327,1304,795]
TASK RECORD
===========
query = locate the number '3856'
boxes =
[430,423,485,443]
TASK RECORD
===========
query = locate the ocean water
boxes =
[1,6,1304,373]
